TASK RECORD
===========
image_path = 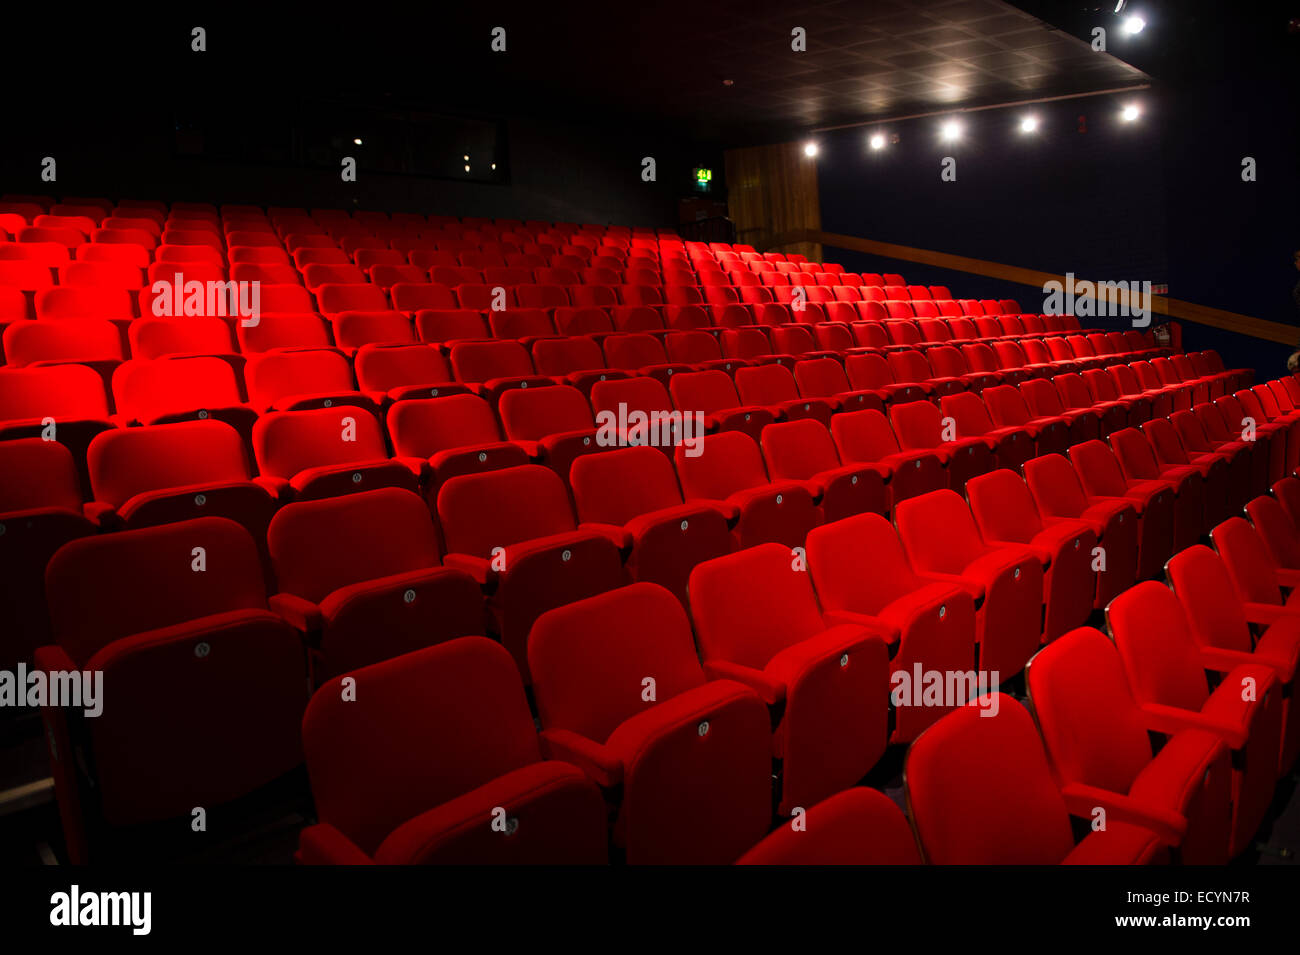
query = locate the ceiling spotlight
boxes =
[1019,115,1038,133]
[941,120,961,141]
[869,133,886,150]
[1121,104,1140,122]
[1122,15,1145,35]
[463,154,469,161]
[803,141,819,157]
[353,137,363,145]
[491,163,497,170]
[464,164,471,172]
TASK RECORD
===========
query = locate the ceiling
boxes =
[558,0,1153,142]
[11,1,1156,147]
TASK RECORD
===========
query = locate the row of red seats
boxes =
[297,470,1300,867]
[0,339,1218,515]
[3,351,1278,680]
[32,459,1300,864]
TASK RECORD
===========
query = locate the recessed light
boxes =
[1019,116,1038,133]
[941,120,961,141]
[1122,15,1145,35]
[803,141,819,157]
[869,133,886,150]
[1121,104,1140,122]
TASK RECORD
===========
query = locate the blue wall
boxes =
[813,86,1298,378]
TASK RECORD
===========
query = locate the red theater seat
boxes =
[1109,427,1205,552]
[829,408,946,505]
[244,348,371,413]
[939,391,1036,470]
[436,464,626,681]
[86,420,277,547]
[354,343,460,404]
[895,489,1043,679]
[39,518,306,863]
[674,430,820,549]
[0,439,96,664]
[759,418,889,522]
[687,543,890,815]
[298,637,608,864]
[529,584,771,864]
[498,384,602,478]
[569,446,731,606]
[1107,582,1282,857]
[966,468,1097,641]
[1021,453,1139,605]
[1068,440,1176,580]
[267,488,483,681]
[252,406,419,501]
[888,399,996,491]
[1168,545,1300,776]
[1025,627,1233,864]
[387,394,528,487]
[806,513,976,741]
[736,787,920,865]
[907,695,1165,864]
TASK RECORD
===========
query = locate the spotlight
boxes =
[1122,15,1145,34]
[463,154,469,161]
[803,141,819,157]
[869,133,885,150]
[1019,115,1038,133]
[491,163,497,170]
[941,120,961,142]
[353,137,363,145]
[464,164,471,172]
[1121,104,1140,122]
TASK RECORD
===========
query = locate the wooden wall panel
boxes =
[724,142,822,263]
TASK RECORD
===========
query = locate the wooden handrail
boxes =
[755,228,1296,345]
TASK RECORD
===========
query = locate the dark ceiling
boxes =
[11,1,1149,145]
[11,1,1297,148]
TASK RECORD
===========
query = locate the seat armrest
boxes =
[253,474,290,499]
[82,500,119,527]
[442,553,494,589]
[983,537,1052,567]
[690,497,741,525]
[578,522,634,553]
[916,572,985,601]
[702,658,786,705]
[1198,646,1258,673]
[822,610,899,645]
[296,823,375,865]
[538,728,624,788]
[1277,568,1300,589]
[1059,782,1187,846]
[1243,603,1294,626]
[269,593,325,638]
[1138,702,1247,750]
[393,455,429,480]
[33,644,77,673]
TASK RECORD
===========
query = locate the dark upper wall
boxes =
[0,94,720,230]
[812,39,1300,377]
[814,92,1169,299]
